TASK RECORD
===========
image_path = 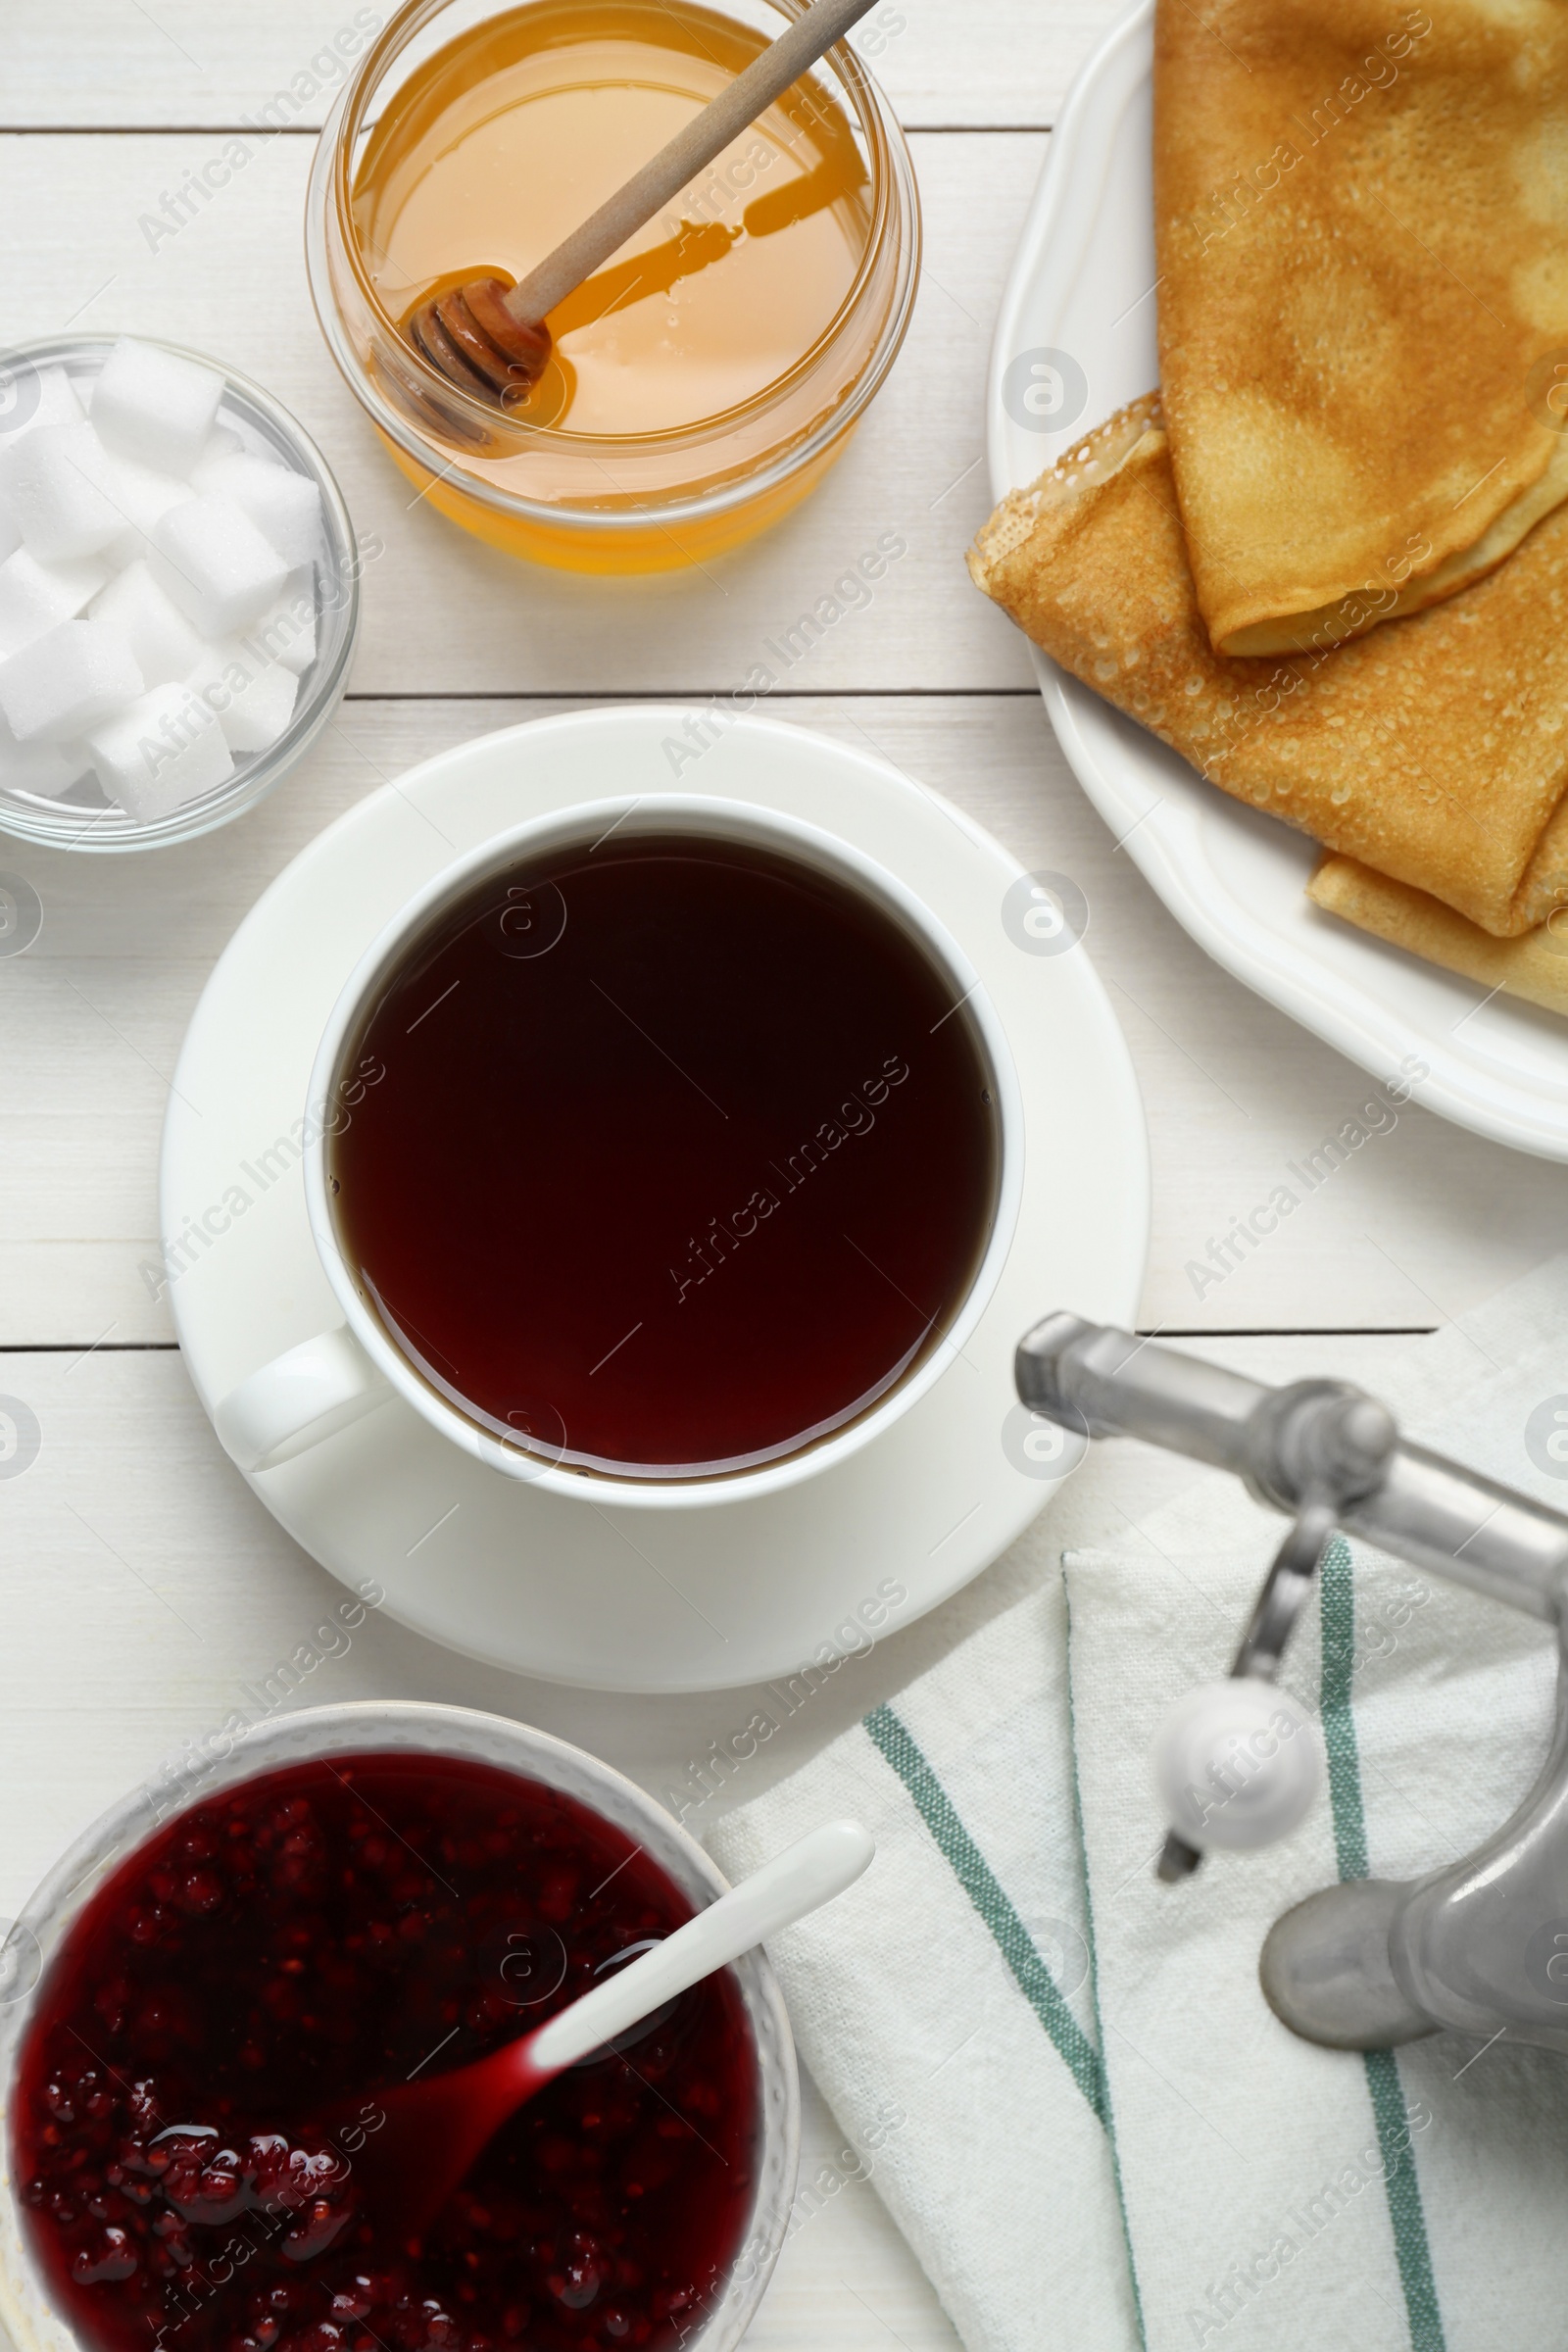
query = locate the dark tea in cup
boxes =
[328,826,1001,1479]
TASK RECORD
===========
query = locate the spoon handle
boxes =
[505,0,881,328]
[527,1819,874,2073]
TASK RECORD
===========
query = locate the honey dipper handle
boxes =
[504,0,881,327]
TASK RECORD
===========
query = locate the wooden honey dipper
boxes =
[406,0,881,405]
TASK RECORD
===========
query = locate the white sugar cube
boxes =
[190,436,268,495]
[0,548,111,659]
[193,424,244,475]
[3,363,86,444]
[92,338,223,479]
[189,454,321,568]
[89,559,204,689]
[0,421,123,562]
[86,680,233,821]
[149,497,288,637]
[189,640,299,755]
[246,571,317,676]
[0,618,142,742]
[100,453,194,559]
[0,497,20,568]
[0,712,91,796]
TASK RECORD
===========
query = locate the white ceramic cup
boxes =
[214,794,1024,1510]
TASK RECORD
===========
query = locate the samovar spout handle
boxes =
[1017,1314,1568,2054]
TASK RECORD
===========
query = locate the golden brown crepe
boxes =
[966,400,1568,938]
[1309,856,1568,1014]
[1154,0,1568,657]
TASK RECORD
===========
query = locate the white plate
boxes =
[162,708,1149,1692]
[987,0,1568,1162]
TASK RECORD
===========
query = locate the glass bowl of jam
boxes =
[0,1704,797,2352]
[305,0,920,572]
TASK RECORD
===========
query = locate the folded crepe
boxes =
[1154,0,1568,657]
[966,397,1568,939]
[1308,856,1568,1014]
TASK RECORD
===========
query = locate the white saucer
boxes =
[163,709,1149,1691]
[988,0,1568,1162]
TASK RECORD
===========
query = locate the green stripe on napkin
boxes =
[1319,1536,1447,2352]
[863,1701,1107,2123]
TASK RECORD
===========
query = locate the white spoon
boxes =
[348,1818,875,2231]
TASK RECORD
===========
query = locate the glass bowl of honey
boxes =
[305,0,920,572]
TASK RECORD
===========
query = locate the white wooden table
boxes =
[2,6,1564,2345]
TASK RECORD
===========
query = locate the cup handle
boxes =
[215,1329,392,1472]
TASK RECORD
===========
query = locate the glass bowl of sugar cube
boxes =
[0,334,360,850]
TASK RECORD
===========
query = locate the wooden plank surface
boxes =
[0,1,1122,131]
[0,130,1044,696]
[0,1327,1433,1919]
[3,2,1565,2343]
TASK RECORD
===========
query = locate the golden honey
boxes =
[307,0,920,570]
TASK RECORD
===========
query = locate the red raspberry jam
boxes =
[12,1755,761,2352]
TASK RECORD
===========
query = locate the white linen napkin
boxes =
[707,1256,1568,2352]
